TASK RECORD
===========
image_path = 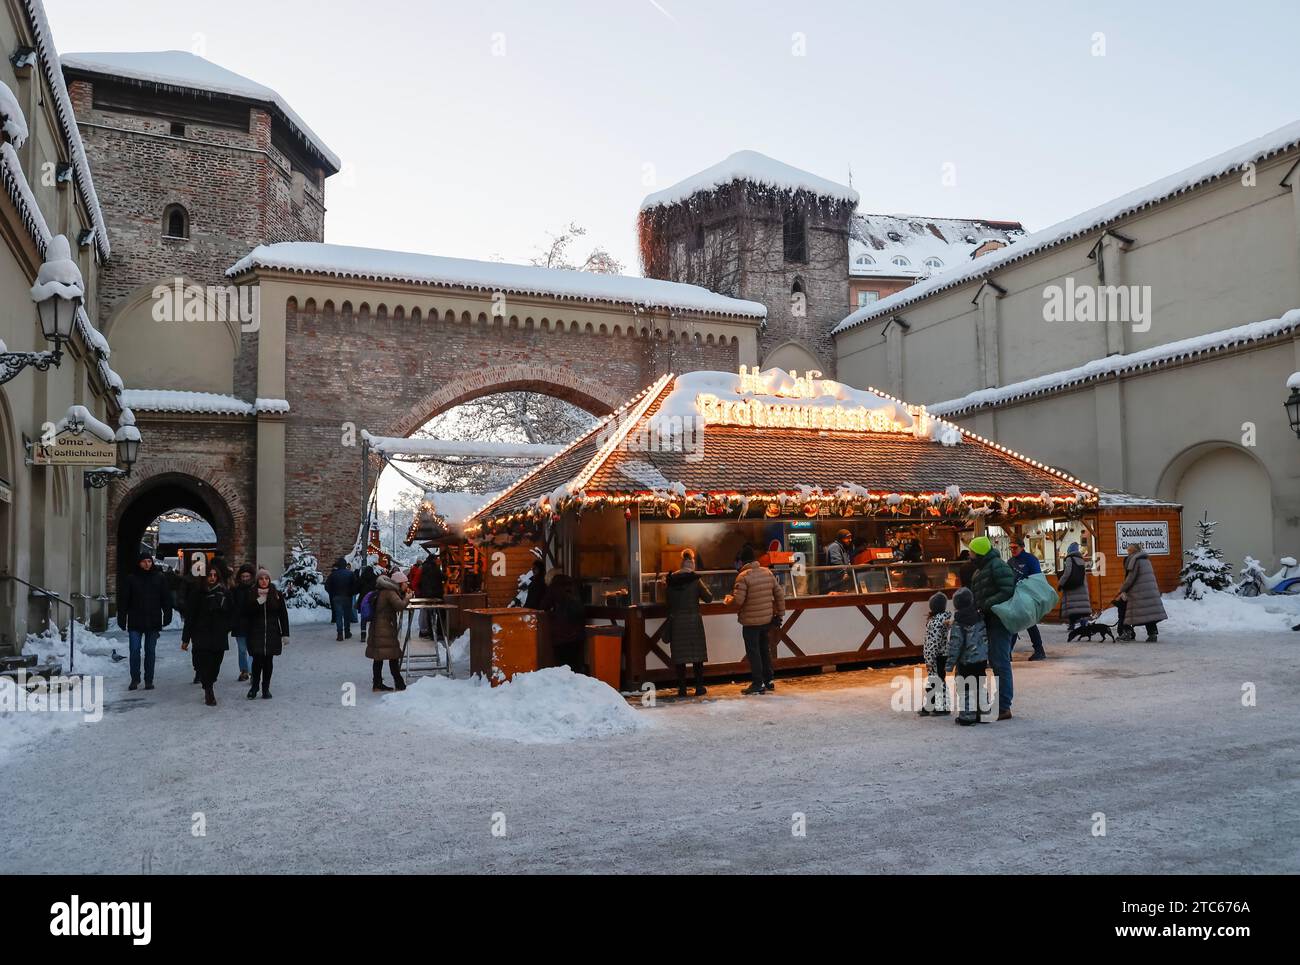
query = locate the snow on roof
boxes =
[362,431,563,460]
[61,50,340,171]
[928,308,1300,418]
[22,1,110,260]
[0,81,29,146]
[227,242,768,318]
[834,119,1300,335]
[157,517,217,545]
[849,214,1025,279]
[1099,491,1182,508]
[121,389,290,416]
[640,150,859,211]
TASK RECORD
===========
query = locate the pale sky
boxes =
[46,0,1300,273]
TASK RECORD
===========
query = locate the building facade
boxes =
[834,123,1300,569]
[0,1,121,652]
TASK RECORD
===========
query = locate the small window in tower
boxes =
[891,255,911,268]
[163,203,189,240]
[782,209,807,264]
[170,121,186,137]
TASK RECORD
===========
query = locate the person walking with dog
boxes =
[1116,543,1167,641]
[1008,538,1047,661]
[725,544,785,695]
[968,535,1016,720]
[1057,542,1092,634]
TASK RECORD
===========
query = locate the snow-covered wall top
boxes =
[849,214,1025,279]
[23,1,110,260]
[61,50,340,171]
[929,308,1300,417]
[362,431,563,460]
[834,119,1300,335]
[227,242,768,318]
[640,150,859,211]
[121,389,290,416]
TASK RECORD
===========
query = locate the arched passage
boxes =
[1157,441,1275,567]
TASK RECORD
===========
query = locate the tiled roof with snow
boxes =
[928,308,1300,417]
[21,2,111,260]
[834,120,1300,335]
[121,389,290,416]
[61,50,339,171]
[227,242,768,318]
[849,214,1025,279]
[640,150,859,211]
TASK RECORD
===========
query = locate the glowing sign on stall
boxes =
[696,367,911,434]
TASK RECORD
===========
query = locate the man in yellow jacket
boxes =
[725,544,786,695]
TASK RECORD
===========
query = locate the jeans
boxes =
[233,635,250,673]
[128,629,159,685]
[331,595,353,635]
[741,624,773,688]
[1019,623,1044,655]
[985,615,1013,712]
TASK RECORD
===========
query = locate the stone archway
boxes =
[1157,441,1275,567]
[109,460,249,598]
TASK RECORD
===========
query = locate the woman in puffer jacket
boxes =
[1116,545,1167,641]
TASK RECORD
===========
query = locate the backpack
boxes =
[1060,558,1085,591]
[359,590,378,623]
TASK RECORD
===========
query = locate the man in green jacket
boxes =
[969,535,1016,720]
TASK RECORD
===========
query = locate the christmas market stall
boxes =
[466,367,1104,689]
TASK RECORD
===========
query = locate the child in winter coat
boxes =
[947,587,989,726]
[919,591,950,716]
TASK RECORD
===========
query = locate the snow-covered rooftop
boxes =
[640,150,859,211]
[61,50,339,171]
[121,389,290,416]
[227,242,768,318]
[362,431,563,460]
[928,308,1300,417]
[849,214,1025,279]
[834,119,1300,335]
[1099,491,1182,509]
[157,517,217,545]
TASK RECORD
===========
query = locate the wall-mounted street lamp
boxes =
[0,235,84,385]
[1285,374,1300,439]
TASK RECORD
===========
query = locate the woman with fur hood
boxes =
[367,568,411,691]
[1116,544,1167,641]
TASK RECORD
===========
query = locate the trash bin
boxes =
[466,608,550,685]
[585,624,623,691]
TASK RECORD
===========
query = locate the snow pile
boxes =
[30,234,84,302]
[650,368,914,433]
[928,309,1300,417]
[23,621,123,677]
[228,242,767,318]
[835,119,1300,335]
[0,80,28,146]
[1097,590,1300,635]
[378,667,651,744]
[0,678,87,760]
[641,149,859,210]
[62,50,339,169]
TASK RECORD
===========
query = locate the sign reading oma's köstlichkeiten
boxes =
[32,433,117,467]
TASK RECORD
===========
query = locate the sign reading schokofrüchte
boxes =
[31,434,117,467]
[1116,521,1170,556]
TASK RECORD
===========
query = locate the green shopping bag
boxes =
[992,573,1060,633]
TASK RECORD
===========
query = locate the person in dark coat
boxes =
[355,564,379,643]
[1116,544,1168,641]
[825,529,854,593]
[969,535,1016,721]
[417,552,446,639]
[229,563,256,682]
[325,557,357,641]
[367,569,411,691]
[1057,543,1092,632]
[663,549,713,697]
[118,551,174,690]
[956,549,976,589]
[241,568,290,699]
[181,563,231,706]
[541,567,586,673]
[522,559,546,610]
[1008,538,1046,661]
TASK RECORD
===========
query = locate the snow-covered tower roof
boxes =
[61,50,339,173]
[640,150,859,212]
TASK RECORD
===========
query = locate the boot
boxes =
[336,631,344,642]
[694,664,707,697]
[204,688,216,707]
[997,709,1013,721]
[238,671,249,682]
[741,684,763,695]
[345,629,353,639]
[192,671,201,685]
[360,630,367,643]
[128,681,139,691]
[246,686,258,700]
[261,689,273,699]
[144,682,155,691]
[372,681,393,692]
[393,672,407,692]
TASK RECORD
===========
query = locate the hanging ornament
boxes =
[803,501,819,518]
[765,501,781,518]
[666,502,682,519]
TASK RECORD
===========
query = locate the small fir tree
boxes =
[1178,513,1233,600]
[278,536,328,609]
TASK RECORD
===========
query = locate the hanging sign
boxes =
[31,433,117,467]
[1115,521,1170,556]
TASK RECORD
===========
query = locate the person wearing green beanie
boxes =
[968,535,1017,720]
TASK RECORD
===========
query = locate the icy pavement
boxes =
[0,619,1296,874]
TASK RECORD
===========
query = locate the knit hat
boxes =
[928,592,948,616]
[969,536,992,556]
[837,529,852,541]
[137,550,153,563]
[953,586,975,611]
[1067,542,1080,554]
[680,549,696,570]
[256,567,272,582]
[391,569,409,585]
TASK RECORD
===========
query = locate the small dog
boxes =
[1067,621,1116,642]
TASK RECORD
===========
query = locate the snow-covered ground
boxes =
[0,608,1296,873]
